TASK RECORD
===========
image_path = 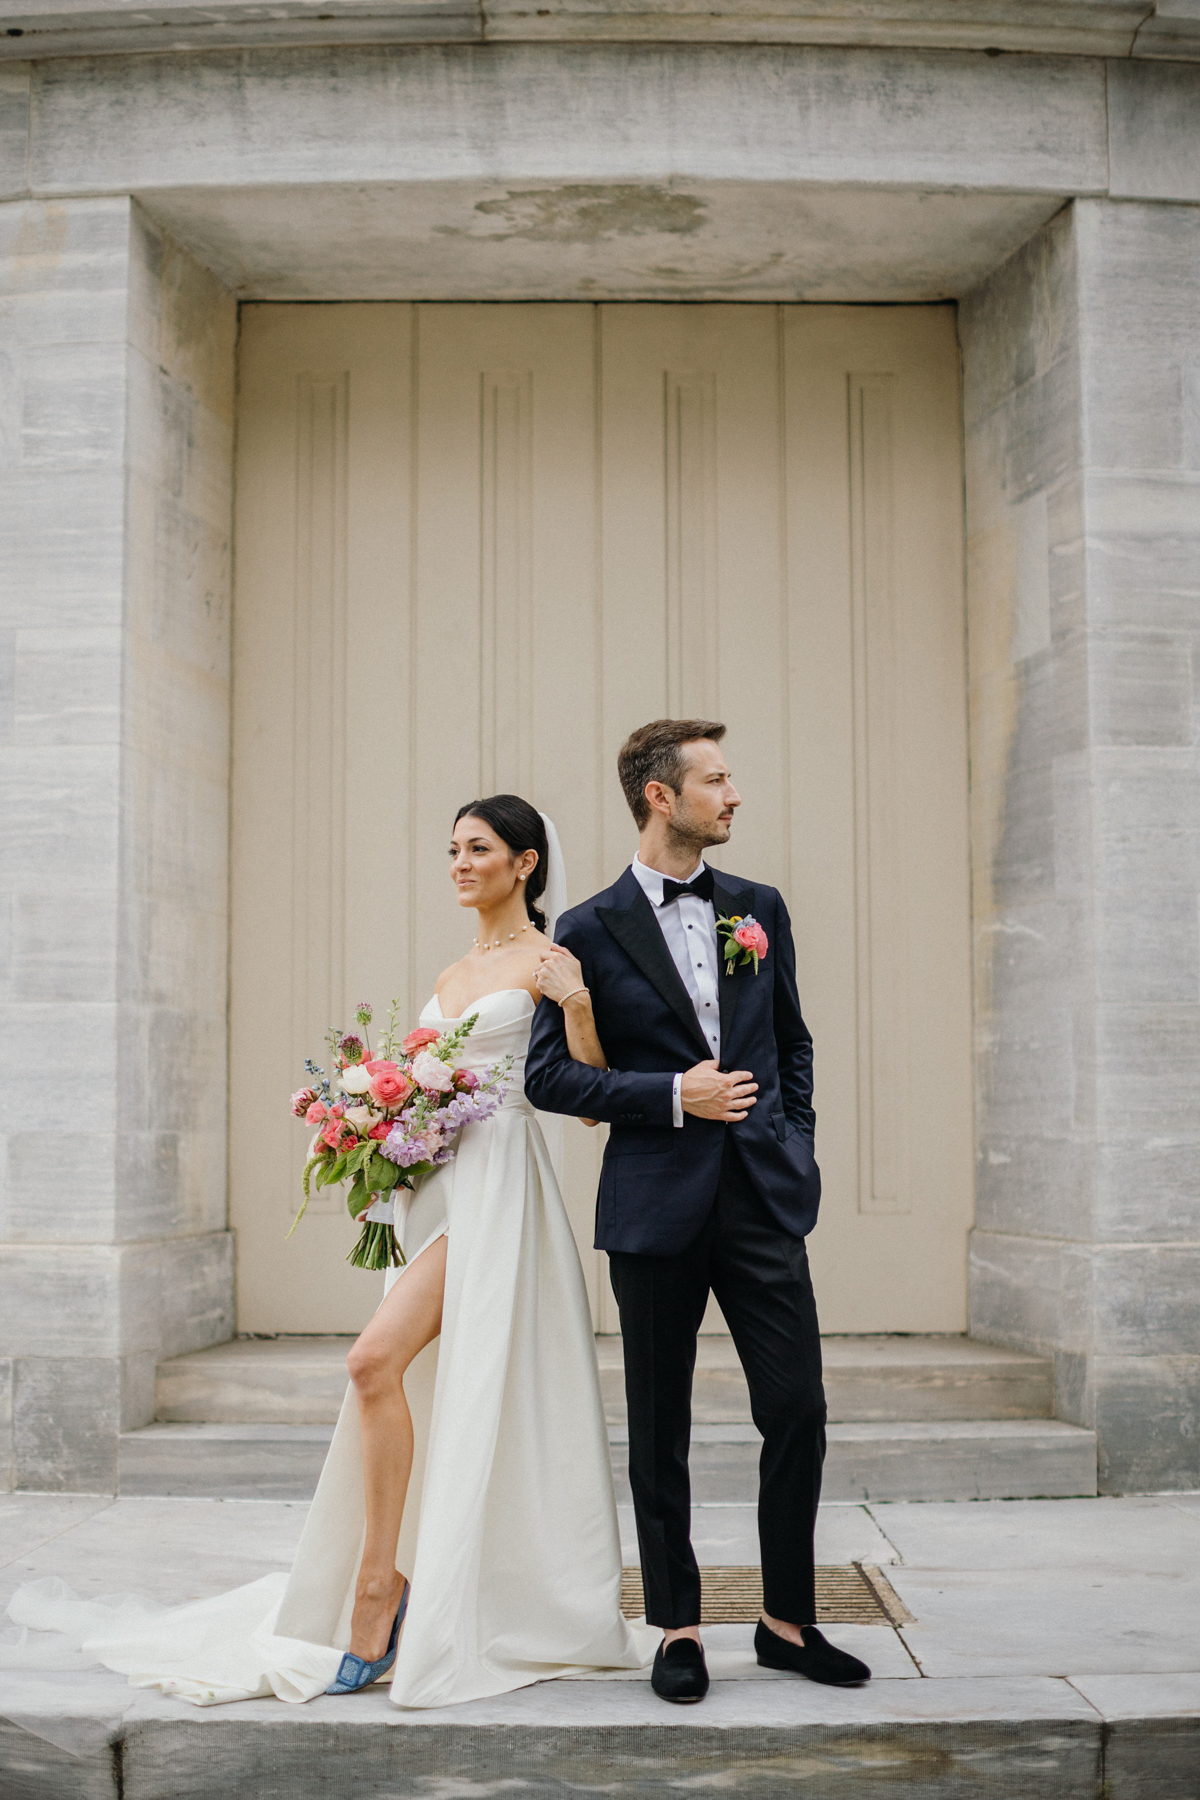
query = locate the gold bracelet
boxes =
[559,986,588,1006]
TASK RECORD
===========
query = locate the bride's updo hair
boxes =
[454,796,550,934]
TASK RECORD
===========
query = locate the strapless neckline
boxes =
[428,988,536,1023]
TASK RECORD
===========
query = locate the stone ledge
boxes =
[117,1416,1098,1502]
[5,1669,1198,1800]
[2,0,1198,62]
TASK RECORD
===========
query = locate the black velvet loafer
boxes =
[651,1637,710,1703]
[755,1620,871,1686]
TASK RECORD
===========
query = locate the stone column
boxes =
[963,198,1200,1492]
[0,196,235,1491]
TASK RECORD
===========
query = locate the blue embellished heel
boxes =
[326,1580,410,1694]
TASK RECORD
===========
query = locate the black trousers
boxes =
[608,1137,826,1629]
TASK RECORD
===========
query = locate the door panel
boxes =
[231,302,971,1335]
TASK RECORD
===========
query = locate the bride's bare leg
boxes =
[345,1233,448,1660]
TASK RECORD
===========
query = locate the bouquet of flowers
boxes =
[288,1001,512,1270]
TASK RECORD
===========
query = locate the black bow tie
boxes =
[662,868,715,905]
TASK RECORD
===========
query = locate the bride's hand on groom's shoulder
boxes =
[534,944,588,1007]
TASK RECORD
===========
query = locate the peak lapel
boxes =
[597,885,713,1063]
[712,875,758,1053]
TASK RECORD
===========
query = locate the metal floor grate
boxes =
[619,1564,912,1626]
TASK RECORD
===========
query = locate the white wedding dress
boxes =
[6,987,655,1708]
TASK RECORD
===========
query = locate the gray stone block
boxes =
[1085,481,1200,634]
[13,628,121,749]
[1089,633,1194,750]
[0,749,119,890]
[960,207,1078,431]
[1,1134,116,1243]
[1089,1248,1200,1360]
[1103,1716,1200,1800]
[1091,1355,1200,1494]
[0,65,29,203]
[969,1230,1063,1349]
[0,1003,117,1136]
[0,468,126,632]
[1095,1002,1200,1139]
[1076,200,1200,471]
[0,1356,12,1490]
[19,340,128,472]
[116,1233,235,1362]
[973,1130,1092,1244]
[0,1246,123,1359]
[1090,747,1200,895]
[1095,1139,1200,1243]
[120,1350,157,1433]
[0,1714,116,1800]
[13,1355,120,1492]
[27,45,1110,199]
[1094,889,1200,1006]
[1109,63,1200,203]
[0,626,12,739]
[992,759,1060,907]
[10,892,117,1003]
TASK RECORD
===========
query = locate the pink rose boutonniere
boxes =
[717,912,769,975]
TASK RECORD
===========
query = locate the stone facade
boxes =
[0,9,1197,1490]
[963,198,1200,1491]
[0,197,235,1489]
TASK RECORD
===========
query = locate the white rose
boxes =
[339,1066,372,1095]
[344,1104,373,1130]
[412,1049,454,1093]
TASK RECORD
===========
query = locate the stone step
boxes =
[600,1332,1055,1423]
[155,1332,1056,1426]
[612,1420,1098,1504]
[5,1664,1183,1800]
[121,1417,1096,1504]
[156,1335,354,1424]
[120,1423,336,1500]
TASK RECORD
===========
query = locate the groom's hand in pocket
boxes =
[681,1060,758,1121]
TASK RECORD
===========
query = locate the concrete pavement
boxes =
[2,1491,1199,1796]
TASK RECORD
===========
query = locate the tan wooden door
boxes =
[231,303,971,1335]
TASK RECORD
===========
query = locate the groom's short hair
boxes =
[618,718,727,828]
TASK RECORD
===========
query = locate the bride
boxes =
[6,796,654,1709]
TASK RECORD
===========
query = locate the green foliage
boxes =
[286,1155,326,1240]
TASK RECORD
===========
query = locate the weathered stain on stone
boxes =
[439,184,707,244]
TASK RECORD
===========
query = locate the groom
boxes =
[525,719,870,1702]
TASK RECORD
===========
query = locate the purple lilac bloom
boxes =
[381,1129,426,1168]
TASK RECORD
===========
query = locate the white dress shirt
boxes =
[630,854,721,1127]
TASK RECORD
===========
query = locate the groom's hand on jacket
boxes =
[681,1060,758,1122]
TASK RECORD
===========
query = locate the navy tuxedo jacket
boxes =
[524,865,821,1256]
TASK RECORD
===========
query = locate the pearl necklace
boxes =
[474,922,531,953]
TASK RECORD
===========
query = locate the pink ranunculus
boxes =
[412,1049,455,1094]
[305,1100,329,1126]
[367,1119,391,1140]
[454,1068,480,1092]
[368,1067,415,1109]
[402,1026,441,1057]
[321,1114,351,1151]
[734,920,769,959]
[362,1058,398,1075]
